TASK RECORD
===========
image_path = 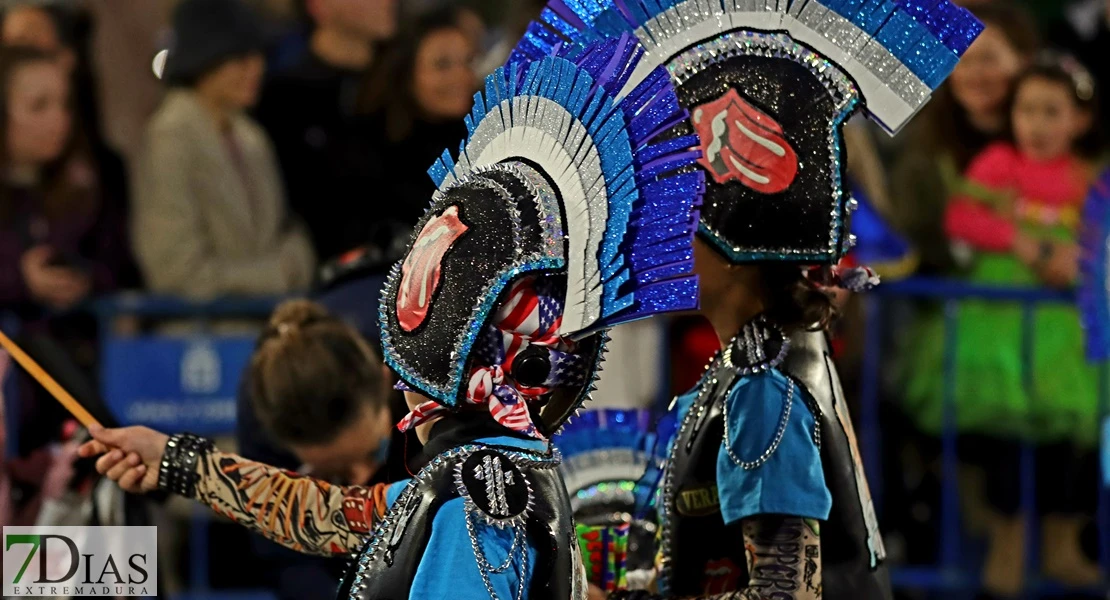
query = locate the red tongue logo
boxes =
[397,205,469,332]
[692,88,798,194]
[703,558,742,594]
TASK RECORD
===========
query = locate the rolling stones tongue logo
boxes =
[692,89,799,194]
[396,205,469,332]
[703,557,743,594]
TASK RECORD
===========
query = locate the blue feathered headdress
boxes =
[509,0,982,266]
[513,0,982,134]
[380,36,704,433]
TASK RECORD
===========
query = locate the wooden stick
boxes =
[0,329,101,429]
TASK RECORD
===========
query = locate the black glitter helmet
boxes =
[512,0,983,265]
[381,36,705,439]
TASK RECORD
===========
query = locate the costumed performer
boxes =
[513,1,983,599]
[79,34,706,600]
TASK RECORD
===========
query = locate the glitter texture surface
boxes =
[382,40,704,418]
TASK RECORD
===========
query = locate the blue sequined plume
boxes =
[509,0,983,133]
[426,34,704,343]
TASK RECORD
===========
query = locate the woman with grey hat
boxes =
[132,0,315,302]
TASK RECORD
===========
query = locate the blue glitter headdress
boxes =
[380,36,704,435]
[511,0,982,264]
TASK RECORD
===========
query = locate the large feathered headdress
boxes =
[381,36,705,438]
[512,0,983,264]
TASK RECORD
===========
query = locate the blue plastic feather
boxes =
[1080,169,1110,362]
[554,408,654,459]
[428,34,703,338]
[508,0,982,134]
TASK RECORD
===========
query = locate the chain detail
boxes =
[347,444,557,599]
[722,379,795,470]
[464,507,528,600]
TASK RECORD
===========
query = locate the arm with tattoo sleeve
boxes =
[609,516,821,600]
[191,449,389,557]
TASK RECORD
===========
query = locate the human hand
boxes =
[1039,241,1079,289]
[21,246,91,309]
[587,584,608,600]
[77,426,169,494]
[1012,233,1040,267]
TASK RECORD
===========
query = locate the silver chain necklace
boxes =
[463,508,528,600]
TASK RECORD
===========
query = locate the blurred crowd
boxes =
[3,0,1110,597]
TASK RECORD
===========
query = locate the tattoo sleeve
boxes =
[739,516,821,600]
[189,449,389,557]
[609,516,822,600]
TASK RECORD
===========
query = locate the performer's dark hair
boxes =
[249,300,389,446]
[0,46,98,227]
[760,264,837,333]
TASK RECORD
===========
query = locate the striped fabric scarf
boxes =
[397,276,589,440]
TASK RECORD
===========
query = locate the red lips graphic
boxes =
[396,205,469,332]
[703,557,742,594]
[693,88,798,194]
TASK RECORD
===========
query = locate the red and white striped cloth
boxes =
[397,276,567,440]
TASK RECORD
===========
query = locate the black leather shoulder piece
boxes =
[781,331,893,600]
[338,444,580,600]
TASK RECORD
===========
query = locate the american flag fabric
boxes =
[397,276,591,439]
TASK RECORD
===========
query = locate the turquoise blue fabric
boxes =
[670,369,832,524]
[384,436,547,599]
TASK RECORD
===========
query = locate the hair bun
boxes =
[269,299,329,333]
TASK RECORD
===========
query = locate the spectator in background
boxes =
[248,300,395,488]
[476,0,546,76]
[253,0,397,263]
[454,5,488,59]
[1,2,140,290]
[0,4,75,73]
[133,0,314,301]
[234,249,420,600]
[888,2,1038,273]
[905,56,1102,595]
[0,46,128,452]
[0,46,130,324]
[360,7,476,231]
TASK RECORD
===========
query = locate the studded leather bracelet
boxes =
[157,433,214,498]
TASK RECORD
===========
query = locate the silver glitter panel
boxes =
[462,95,607,329]
[670,31,858,110]
[793,2,932,111]
[504,161,565,261]
[610,0,934,132]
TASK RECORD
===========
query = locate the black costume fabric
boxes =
[660,326,891,600]
[337,416,579,600]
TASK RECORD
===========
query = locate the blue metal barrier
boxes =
[861,278,1107,598]
[29,279,1107,598]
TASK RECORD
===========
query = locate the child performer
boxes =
[514,1,983,599]
[79,36,705,600]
